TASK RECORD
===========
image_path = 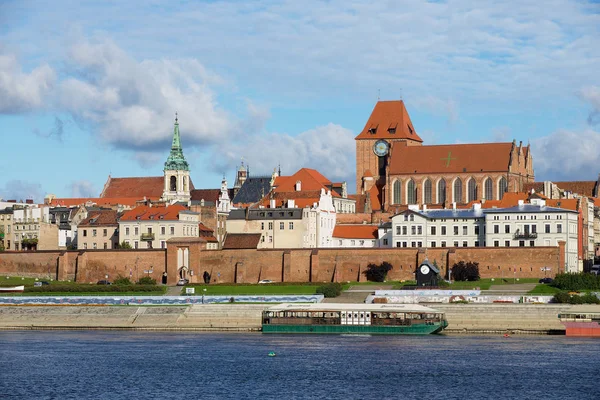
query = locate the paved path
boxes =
[484,283,537,294]
[164,286,182,296]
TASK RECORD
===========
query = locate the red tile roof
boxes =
[100,176,190,198]
[554,181,597,197]
[368,184,382,211]
[223,233,261,249]
[545,199,579,211]
[523,182,544,194]
[198,223,218,242]
[191,189,220,203]
[119,204,188,221]
[333,224,378,239]
[389,142,513,175]
[78,210,119,227]
[355,100,423,142]
[48,197,147,207]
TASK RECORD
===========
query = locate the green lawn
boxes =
[8,290,166,297]
[183,284,321,296]
[527,284,560,295]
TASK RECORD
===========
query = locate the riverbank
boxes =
[0,303,580,334]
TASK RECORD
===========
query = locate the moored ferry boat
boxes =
[262,303,448,335]
[559,305,600,337]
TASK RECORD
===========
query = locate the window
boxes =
[411,241,416,248]
[83,243,87,249]
[519,241,525,247]
[494,240,499,247]
[424,179,432,204]
[407,179,416,204]
[134,241,139,249]
[475,241,479,247]
[453,178,463,203]
[453,226,458,235]
[438,179,446,204]
[494,225,499,234]
[505,241,510,247]
[134,227,139,236]
[93,243,97,249]
[453,241,459,247]
[383,239,388,246]
[431,241,436,247]
[498,177,508,200]
[261,222,265,230]
[280,222,284,230]
[161,241,166,249]
[462,226,467,235]
[396,226,401,235]
[545,224,550,233]
[161,226,166,235]
[441,226,446,235]
[505,225,510,234]
[404,214,409,221]
[530,241,535,247]
[462,241,468,247]
[82,229,87,237]
[402,226,407,235]
[468,179,477,202]
[431,226,436,235]
[411,226,416,235]
[410,215,414,222]
[474,226,479,235]
[396,242,402,248]
[289,222,294,230]
[417,241,422,247]
[484,178,493,200]
[350,240,355,246]
[393,181,401,204]
[170,226,175,235]
[532,225,537,233]
[103,229,107,237]
[125,227,130,236]
[557,224,562,233]
[268,222,273,230]
[103,243,107,249]
[441,241,446,247]
[359,240,365,246]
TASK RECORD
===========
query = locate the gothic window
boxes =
[170,176,177,191]
[498,177,508,200]
[484,178,493,200]
[453,178,463,203]
[437,179,446,204]
[468,179,477,202]
[393,180,401,204]
[423,179,432,204]
[407,179,416,204]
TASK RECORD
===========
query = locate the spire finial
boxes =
[175,112,178,123]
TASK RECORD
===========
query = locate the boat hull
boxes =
[263,321,447,335]
[562,322,600,337]
[0,285,25,293]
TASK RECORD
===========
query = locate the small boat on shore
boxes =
[559,305,600,337]
[262,303,448,335]
[0,285,25,293]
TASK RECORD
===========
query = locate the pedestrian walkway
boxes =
[484,283,536,295]
[164,286,182,296]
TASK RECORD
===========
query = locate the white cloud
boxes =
[412,96,459,124]
[580,86,600,126]
[0,180,45,203]
[68,180,97,198]
[0,52,55,113]
[214,123,356,186]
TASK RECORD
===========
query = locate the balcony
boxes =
[141,233,155,241]
[513,230,537,240]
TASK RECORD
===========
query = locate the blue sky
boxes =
[1,0,599,202]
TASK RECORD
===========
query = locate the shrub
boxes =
[364,262,393,282]
[552,291,600,304]
[137,276,156,285]
[452,261,480,282]
[116,241,132,250]
[316,283,343,298]
[113,276,132,285]
[552,273,600,291]
[24,284,161,293]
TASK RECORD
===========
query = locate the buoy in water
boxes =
[503,333,510,338]
[268,351,276,357]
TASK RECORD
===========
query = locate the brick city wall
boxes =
[0,244,563,284]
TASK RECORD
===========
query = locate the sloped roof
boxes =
[100,176,167,198]
[232,177,272,205]
[544,199,579,212]
[78,210,119,227]
[258,190,323,208]
[198,223,218,242]
[389,142,513,175]
[368,184,382,211]
[223,233,261,249]
[332,224,378,239]
[119,204,189,221]
[355,100,423,142]
[191,189,220,203]
[272,168,333,193]
[523,182,544,194]
[554,181,597,197]
[48,197,145,207]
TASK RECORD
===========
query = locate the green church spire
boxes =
[164,113,190,171]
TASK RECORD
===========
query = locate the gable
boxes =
[355,100,423,142]
[100,176,166,199]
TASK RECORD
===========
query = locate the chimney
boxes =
[518,200,524,207]
[423,204,427,212]
[473,203,481,211]
[270,199,276,208]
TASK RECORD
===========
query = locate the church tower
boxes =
[162,114,191,203]
[355,100,423,194]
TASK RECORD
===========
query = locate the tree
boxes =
[117,241,132,250]
[364,262,393,282]
[0,226,4,252]
[452,261,480,281]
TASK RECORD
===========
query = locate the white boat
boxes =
[0,285,25,292]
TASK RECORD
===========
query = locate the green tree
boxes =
[0,226,4,252]
[364,262,393,282]
[117,241,133,250]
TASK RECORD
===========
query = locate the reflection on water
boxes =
[1,332,599,399]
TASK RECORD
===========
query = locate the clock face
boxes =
[373,140,389,157]
[420,265,430,275]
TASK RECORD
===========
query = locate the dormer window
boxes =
[388,127,396,134]
[295,181,302,191]
[408,125,413,134]
[368,127,377,134]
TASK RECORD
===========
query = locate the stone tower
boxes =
[162,114,191,203]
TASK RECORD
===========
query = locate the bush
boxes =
[552,273,600,291]
[116,241,132,250]
[364,262,393,282]
[552,291,600,304]
[452,261,480,282]
[113,276,132,285]
[137,276,156,285]
[24,284,161,293]
[316,283,343,298]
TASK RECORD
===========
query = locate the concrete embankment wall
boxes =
[0,304,573,334]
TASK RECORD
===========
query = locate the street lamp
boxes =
[202,288,207,304]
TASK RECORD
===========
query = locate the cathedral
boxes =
[356,101,534,212]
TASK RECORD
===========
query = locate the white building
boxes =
[385,200,579,272]
[332,224,379,248]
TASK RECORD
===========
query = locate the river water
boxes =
[1,332,599,399]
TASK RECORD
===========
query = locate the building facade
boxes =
[12,206,58,251]
[0,208,13,251]
[162,115,192,203]
[332,224,379,248]
[77,210,120,250]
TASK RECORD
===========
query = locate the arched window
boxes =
[468,179,477,202]
[393,180,401,204]
[423,179,432,204]
[170,176,177,191]
[437,179,446,204]
[484,178,493,200]
[453,178,463,203]
[407,179,416,204]
[499,177,508,200]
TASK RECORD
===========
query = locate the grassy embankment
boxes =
[0,276,166,296]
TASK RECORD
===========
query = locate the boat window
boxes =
[360,314,364,318]
[354,314,358,318]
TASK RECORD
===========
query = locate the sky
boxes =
[0,0,599,203]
